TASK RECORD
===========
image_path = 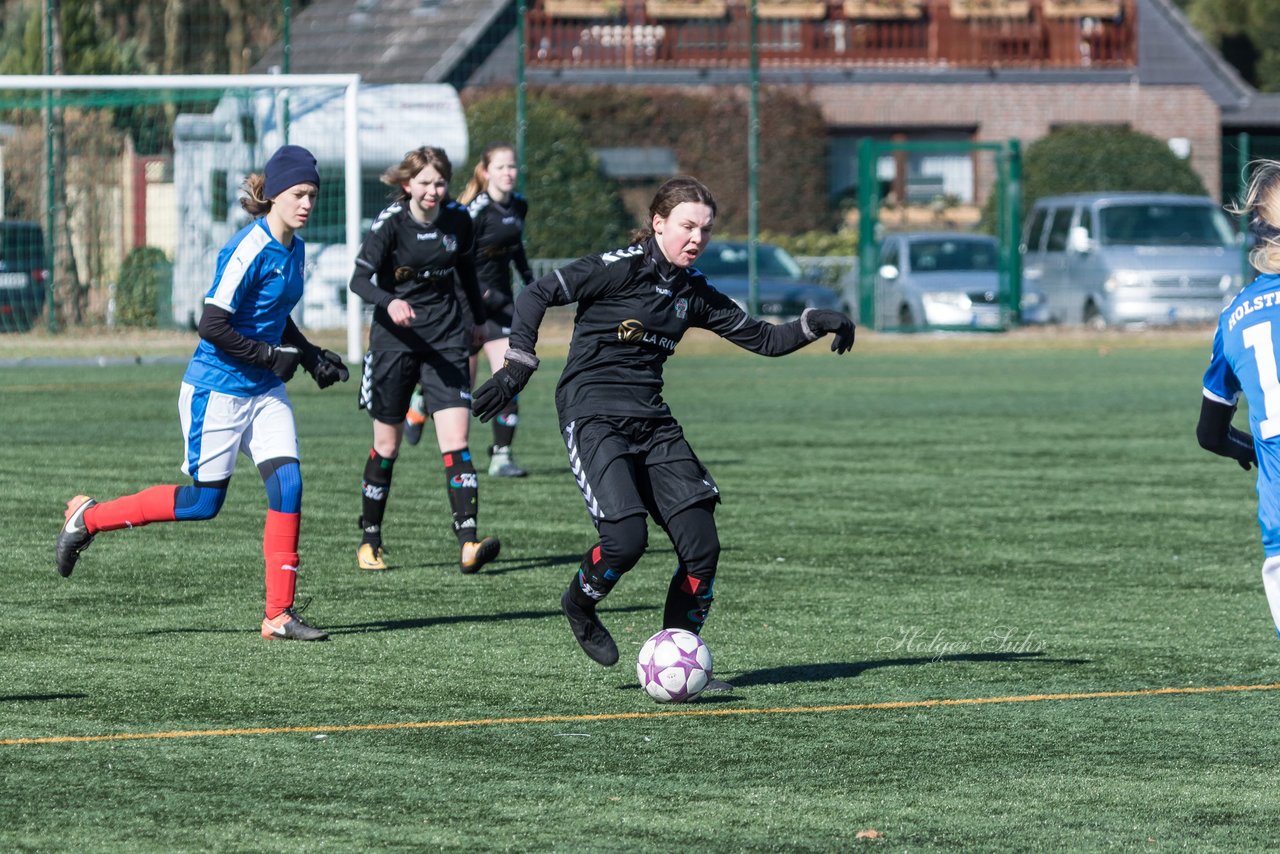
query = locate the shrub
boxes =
[981,125,1208,230]
[463,91,632,258]
[115,246,170,328]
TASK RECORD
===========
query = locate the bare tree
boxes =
[45,0,85,326]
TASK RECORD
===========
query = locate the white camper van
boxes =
[172,84,468,329]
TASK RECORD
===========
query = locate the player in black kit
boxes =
[405,142,535,478]
[350,146,501,574]
[472,176,854,666]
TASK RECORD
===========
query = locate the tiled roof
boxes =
[252,0,513,86]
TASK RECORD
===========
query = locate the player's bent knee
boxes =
[600,514,648,572]
[174,482,228,521]
[258,457,302,514]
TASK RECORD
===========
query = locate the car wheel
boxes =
[898,304,916,329]
[1084,302,1106,331]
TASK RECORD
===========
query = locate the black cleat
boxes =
[55,495,97,578]
[561,588,619,666]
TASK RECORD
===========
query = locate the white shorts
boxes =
[179,382,299,483]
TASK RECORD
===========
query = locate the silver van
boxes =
[1021,193,1244,328]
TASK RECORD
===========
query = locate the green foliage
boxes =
[465,92,632,258]
[115,246,170,328]
[982,125,1208,230]
[0,0,142,76]
[548,86,833,235]
[756,229,859,258]
[1187,0,1280,93]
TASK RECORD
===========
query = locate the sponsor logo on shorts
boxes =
[450,473,479,489]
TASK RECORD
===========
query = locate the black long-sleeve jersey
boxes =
[349,200,485,352]
[468,191,533,317]
[509,237,824,427]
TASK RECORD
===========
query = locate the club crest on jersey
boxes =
[675,298,688,319]
[618,319,645,343]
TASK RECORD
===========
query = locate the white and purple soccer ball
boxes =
[637,629,713,704]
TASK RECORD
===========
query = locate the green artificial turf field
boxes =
[3,330,1278,851]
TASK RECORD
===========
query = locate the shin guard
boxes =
[443,448,479,544]
[82,485,179,533]
[663,568,715,633]
[263,509,300,619]
[360,450,396,544]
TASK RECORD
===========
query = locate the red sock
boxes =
[83,486,178,533]
[263,510,300,619]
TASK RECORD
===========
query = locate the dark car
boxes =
[693,241,840,318]
[0,221,49,332]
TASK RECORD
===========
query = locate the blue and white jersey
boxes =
[183,219,305,396]
[1204,273,1280,554]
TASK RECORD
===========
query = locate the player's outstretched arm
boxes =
[802,309,856,354]
[712,305,855,357]
[1197,396,1256,470]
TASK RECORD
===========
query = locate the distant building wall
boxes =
[809,82,1221,202]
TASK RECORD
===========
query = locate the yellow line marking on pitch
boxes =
[5,682,1278,747]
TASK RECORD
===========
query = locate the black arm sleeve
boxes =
[198,305,270,367]
[1197,397,1257,466]
[718,314,814,357]
[507,270,568,358]
[349,258,394,310]
[456,246,487,326]
[281,317,320,360]
[512,242,534,286]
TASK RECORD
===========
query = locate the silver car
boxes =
[1021,192,1244,328]
[873,232,1046,329]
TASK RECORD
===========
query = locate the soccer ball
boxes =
[637,629,713,703]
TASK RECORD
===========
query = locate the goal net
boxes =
[0,75,468,360]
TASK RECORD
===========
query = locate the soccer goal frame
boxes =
[855,137,1023,333]
[1,74,365,360]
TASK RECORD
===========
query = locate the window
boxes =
[1023,208,1048,252]
[1045,208,1074,252]
[1099,203,1235,247]
[907,239,998,272]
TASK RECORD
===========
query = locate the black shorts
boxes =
[359,348,470,422]
[563,414,720,525]
[479,312,513,346]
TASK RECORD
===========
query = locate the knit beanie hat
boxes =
[264,145,320,199]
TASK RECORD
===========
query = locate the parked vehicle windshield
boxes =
[1098,204,1235,247]
[696,243,804,279]
[907,238,998,272]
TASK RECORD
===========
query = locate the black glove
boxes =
[806,309,856,355]
[473,355,536,423]
[1230,427,1256,471]
[301,347,350,389]
[259,344,301,382]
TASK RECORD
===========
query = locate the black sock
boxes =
[663,568,714,633]
[568,543,621,610]
[360,450,395,545]
[492,400,518,448]
[443,448,479,545]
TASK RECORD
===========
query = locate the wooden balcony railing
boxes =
[526,0,1135,69]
